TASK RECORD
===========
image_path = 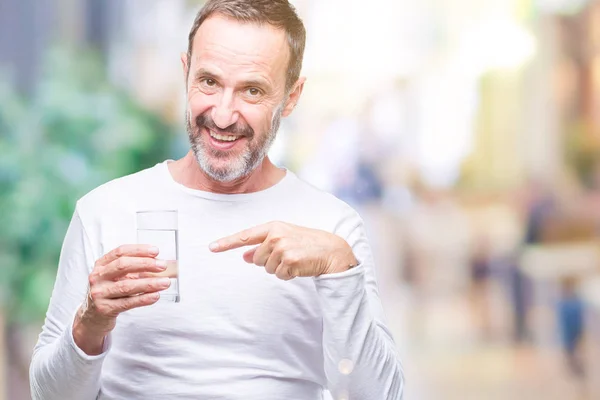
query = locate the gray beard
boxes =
[186,105,283,183]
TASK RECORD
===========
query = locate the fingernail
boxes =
[158,278,171,287]
[155,260,167,269]
[209,242,219,251]
[149,246,159,255]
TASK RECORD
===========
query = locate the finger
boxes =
[96,277,171,299]
[127,260,178,280]
[99,257,167,281]
[243,246,259,263]
[209,223,271,252]
[264,249,282,274]
[275,263,295,281]
[279,251,305,277]
[115,292,162,313]
[253,240,277,268]
[98,244,159,267]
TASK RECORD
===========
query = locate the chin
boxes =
[206,168,248,183]
[195,154,249,183]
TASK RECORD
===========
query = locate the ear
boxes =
[181,52,190,86]
[282,77,306,117]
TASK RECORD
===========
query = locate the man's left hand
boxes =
[209,221,358,280]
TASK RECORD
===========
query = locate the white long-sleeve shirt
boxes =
[29,160,404,400]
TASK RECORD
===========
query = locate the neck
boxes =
[168,151,285,194]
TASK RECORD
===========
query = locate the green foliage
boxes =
[0,47,176,323]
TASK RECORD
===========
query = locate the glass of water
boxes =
[136,210,180,303]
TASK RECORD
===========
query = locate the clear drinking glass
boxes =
[136,210,180,303]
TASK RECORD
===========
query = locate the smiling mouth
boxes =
[208,130,243,142]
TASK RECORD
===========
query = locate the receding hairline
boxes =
[186,2,306,92]
[187,14,294,90]
[188,13,291,57]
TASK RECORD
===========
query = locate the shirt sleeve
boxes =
[314,209,404,399]
[29,205,110,400]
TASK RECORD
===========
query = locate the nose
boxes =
[211,89,239,130]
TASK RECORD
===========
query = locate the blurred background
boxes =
[1,0,600,399]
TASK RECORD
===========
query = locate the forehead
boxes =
[191,15,289,83]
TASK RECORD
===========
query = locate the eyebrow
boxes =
[194,68,220,82]
[194,68,272,90]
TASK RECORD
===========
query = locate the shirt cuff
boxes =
[313,264,366,298]
[66,311,111,362]
[314,263,364,280]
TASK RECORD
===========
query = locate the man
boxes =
[29,1,404,399]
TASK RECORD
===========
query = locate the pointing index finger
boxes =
[209,224,270,252]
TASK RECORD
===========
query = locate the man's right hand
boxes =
[73,244,171,355]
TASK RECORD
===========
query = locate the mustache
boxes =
[194,113,254,138]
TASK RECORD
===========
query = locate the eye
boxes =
[246,87,262,97]
[198,77,219,93]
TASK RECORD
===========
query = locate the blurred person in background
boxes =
[335,158,384,208]
[556,276,585,378]
[468,235,494,340]
[511,180,556,343]
[28,1,404,399]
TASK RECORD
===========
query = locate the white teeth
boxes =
[209,130,239,142]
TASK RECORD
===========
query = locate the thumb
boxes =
[243,246,259,263]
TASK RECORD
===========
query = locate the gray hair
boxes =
[187,0,306,92]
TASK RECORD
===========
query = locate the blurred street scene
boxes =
[2,0,600,399]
